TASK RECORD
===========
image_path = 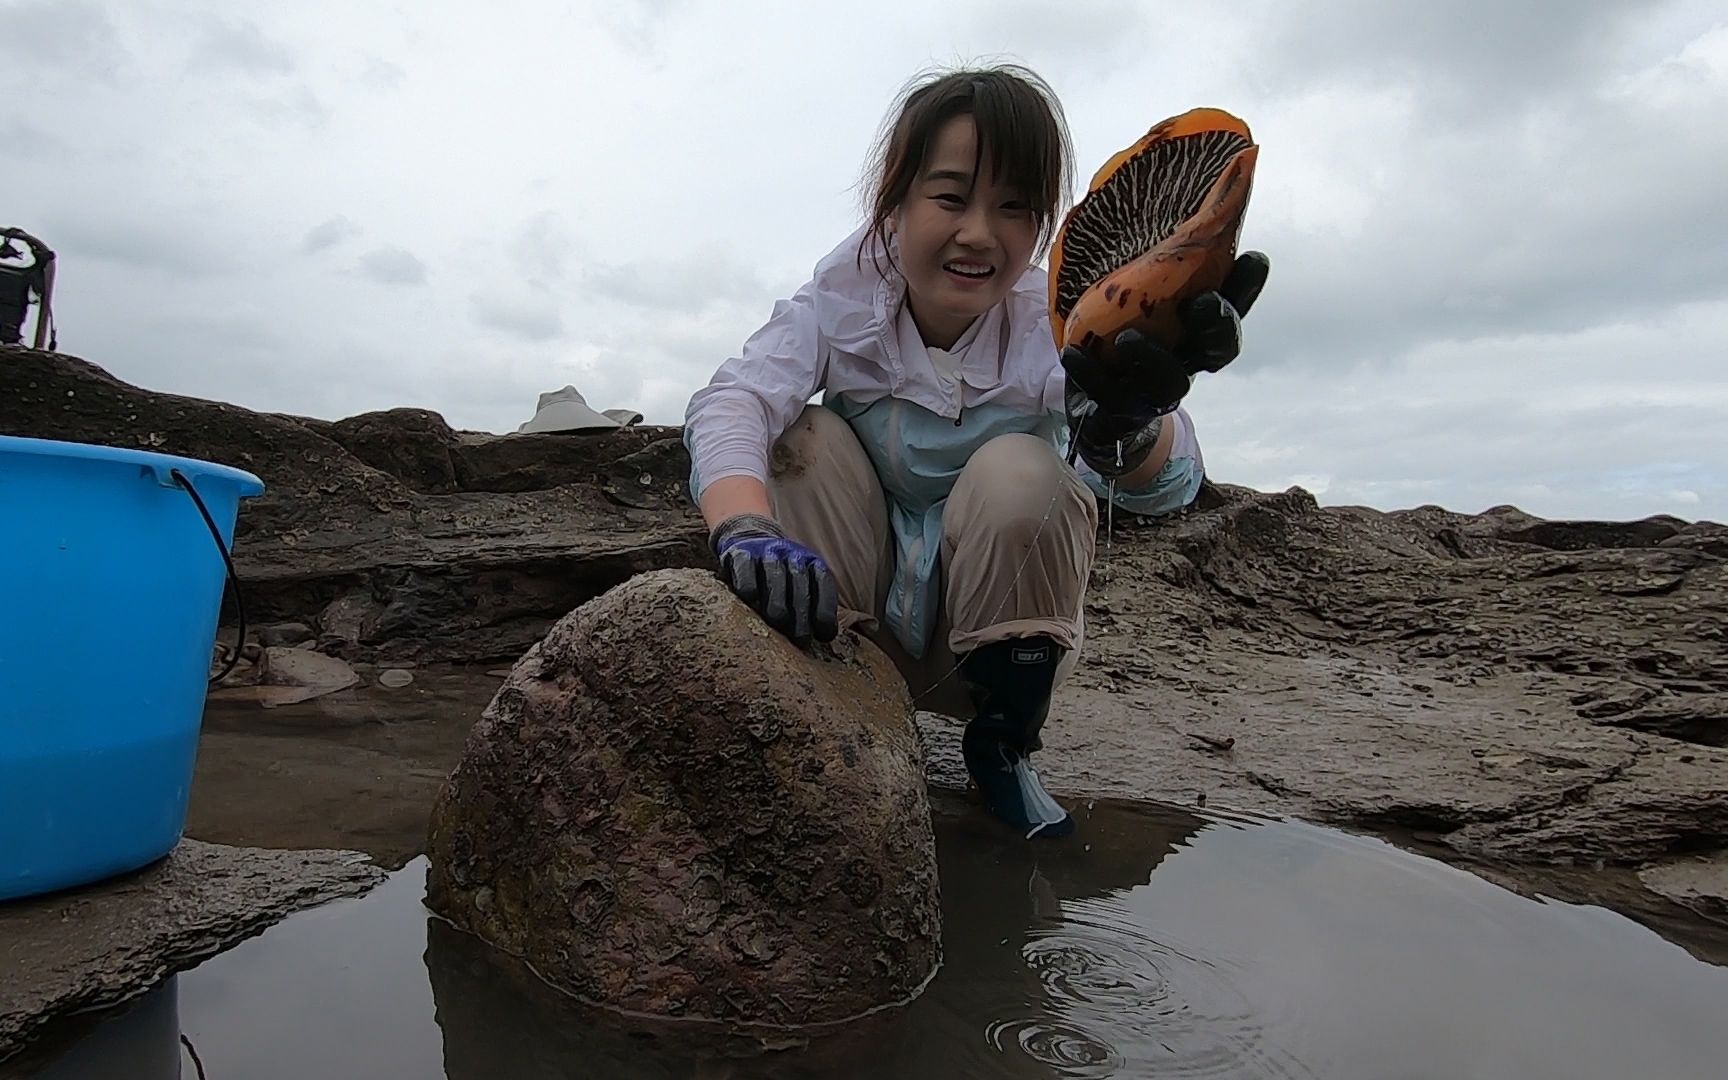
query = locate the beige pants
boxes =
[766,405,1097,720]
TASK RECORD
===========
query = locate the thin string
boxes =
[907,476,1065,705]
[906,412,1097,705]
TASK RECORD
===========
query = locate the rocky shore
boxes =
[3,343,1725,1062]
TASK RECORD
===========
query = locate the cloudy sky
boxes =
[5,0,1724,521]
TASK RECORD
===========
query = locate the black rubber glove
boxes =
[710,513,839,647]
[1062,251,1270,477]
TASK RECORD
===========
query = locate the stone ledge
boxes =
[0,839,386,1066]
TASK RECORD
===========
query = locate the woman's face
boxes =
[892,114,1040,350]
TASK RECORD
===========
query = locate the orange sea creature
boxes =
[1049,108,1258,357]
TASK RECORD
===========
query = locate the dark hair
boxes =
[858,63,1075,277]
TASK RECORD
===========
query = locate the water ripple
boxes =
[985,1017,1124,1078]
[1007,895,1316,1078]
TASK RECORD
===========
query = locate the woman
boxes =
[683,64,1268,838]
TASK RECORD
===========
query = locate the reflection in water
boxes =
[884,797,1316,1078]
[19,976,184,1080]
[967,802,1317,1077]
[423,795,1225,1079]
[18,793,1728,1079]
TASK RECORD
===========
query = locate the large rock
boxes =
[424,568,941,1028]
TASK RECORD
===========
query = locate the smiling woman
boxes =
[681,63,1273,842]
[874,117,1042,350]
[855,66,1073,348]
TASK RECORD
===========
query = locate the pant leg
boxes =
[767,405,976,711]
[939,432,1097,684]
[763,404,892,633]
[767,416,1096,721]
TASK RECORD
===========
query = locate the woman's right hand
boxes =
[709,513,839,647]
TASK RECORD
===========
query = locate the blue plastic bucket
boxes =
[0,435,264,901]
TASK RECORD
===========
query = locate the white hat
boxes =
[515,386,641,434]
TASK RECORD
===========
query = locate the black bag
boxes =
[0,227,55,349]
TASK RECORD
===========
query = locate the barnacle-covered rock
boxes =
[424,568,941,1028]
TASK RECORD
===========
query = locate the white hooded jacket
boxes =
[684,223,1204,658]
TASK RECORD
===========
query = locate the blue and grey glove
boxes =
[1061,251,1270,477]
[710,513,839,648]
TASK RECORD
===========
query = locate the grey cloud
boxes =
[8,3,1717,524]
[960,1,1157,64]
[595,323,735,372]
[2,0,127,80]
[358,56,406,90]
[510,211,576,282]
[42,213,243,279]
[0,120,65,157]
[581,251,773,312]
[188,18,295,75]
[1248,0,1671,113]
[1237,55,1728,377]
[301,216,361,254]
[471,295,565,342]
[1264,395,1715,489]
[582,319,787,423]
[595,0,689,53]
[1200,319,1728,520]
[247,85,330,128]
[580,345,721,426]
[146,311,281,353]
[358,246,428,286]
[50,283,289,415]
[52,265,484,430]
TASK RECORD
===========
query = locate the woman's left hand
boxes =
[1177,250,1270,375]
[1060,250,1271,426]
[1059,251,1269,478]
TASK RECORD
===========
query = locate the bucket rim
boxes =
[0,434,266,496]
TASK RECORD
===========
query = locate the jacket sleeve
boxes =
[1090,405,1207,516]
[683,279,825,501]
[1044,363,1206,517]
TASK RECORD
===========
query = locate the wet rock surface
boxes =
[424,568,941,1027]
[0,840,383,1066]
[206,642,362,707]
[973,484,1728,909]
[1638,854,1728,920]
[6,347,1725,928]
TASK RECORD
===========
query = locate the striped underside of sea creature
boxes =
[1049,107,1258,357]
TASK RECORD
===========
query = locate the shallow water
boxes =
[22,795,1728,1079]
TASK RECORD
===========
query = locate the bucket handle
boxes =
[168,468,248,685]
[181,1033,209,1080]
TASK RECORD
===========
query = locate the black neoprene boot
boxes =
[959,635,1074,839]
